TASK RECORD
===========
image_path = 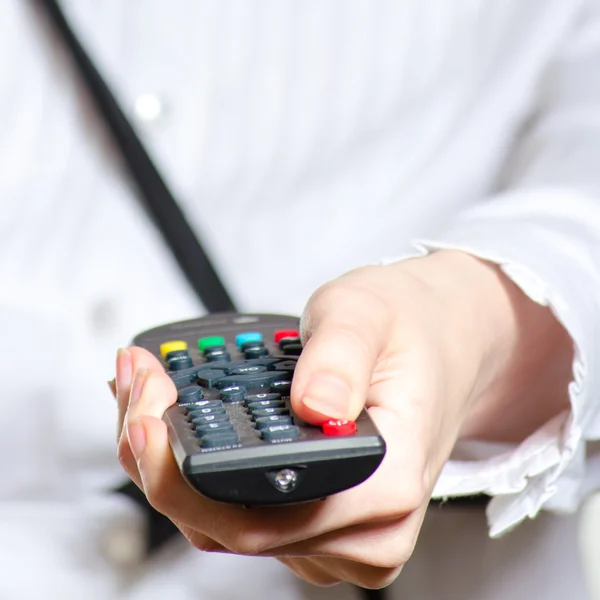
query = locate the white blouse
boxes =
[0,0,599,597]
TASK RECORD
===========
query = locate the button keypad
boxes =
[160,326,307,452]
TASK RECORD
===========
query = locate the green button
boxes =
[198,336,226,351]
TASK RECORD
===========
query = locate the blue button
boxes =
[235,332,263,347]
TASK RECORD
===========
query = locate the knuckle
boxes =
[189,532,221,553]
[358,566,403,590]
[302,279,391,346]
[278,558,341,588]
[225,528,267,556]
[304,573,341,588]
[310,274,382,311]
[375,544,414,570]
[349,521,418,572]
[387,479,427,517]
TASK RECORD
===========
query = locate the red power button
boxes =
[322,419,357,436]
[274,329,299,343]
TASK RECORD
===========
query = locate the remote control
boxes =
[133,313,386,506]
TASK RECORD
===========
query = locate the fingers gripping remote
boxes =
[133,313,386,506]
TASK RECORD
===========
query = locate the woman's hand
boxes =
[112,250,572,589]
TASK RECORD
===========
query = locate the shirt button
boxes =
[133,93,165,123]
[100,520,146,568]
[89,299,118,334]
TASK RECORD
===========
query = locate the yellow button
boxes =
[159,340,188,358]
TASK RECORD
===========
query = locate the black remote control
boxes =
[133,313,386,506]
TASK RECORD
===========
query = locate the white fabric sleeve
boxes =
[389,3,600,537]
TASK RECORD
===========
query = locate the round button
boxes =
[282,343,302,356]
[168,356,194,371]
[235,332,263,347]
[177,386,203,403]
[274,330,299,343]
[244,347,269,359]
[198,336,226,351]
[165,349,190,362]
[241,340,264,352]
[160,340,188,358]
[322,419,357,436]
[133,93,164,123]
[279,337,301,349]
[270,380,292,395]
[220,386,247,403]
[203,344,227,356]
[206,351,231,363]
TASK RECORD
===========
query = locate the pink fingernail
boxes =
[130,368,149,405]
[127,418,146,458]
[301,374,351,418]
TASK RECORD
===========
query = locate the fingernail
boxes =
[301,374,351,419]
[130,368,149,405]
[107,379,117,398]
[127,418,146,458]
[116,348,133,397]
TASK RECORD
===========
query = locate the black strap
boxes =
[37,0,236,314]
[36,0,235,558]
[37,3,384,598]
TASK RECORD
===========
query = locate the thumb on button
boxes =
[290,286,386,425]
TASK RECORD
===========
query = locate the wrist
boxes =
[415,250,573,443]
[395,250,502,426]
[398,249,573,443]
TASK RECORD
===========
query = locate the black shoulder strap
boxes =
[35,0,232,557]
[37,0,236,314]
